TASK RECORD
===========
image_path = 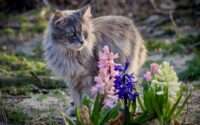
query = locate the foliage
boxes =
[63,46,191,125]
[146,34,200,55]
[0,52,49,77]
[139,62,191,125]
[62,95,119,125]
[4,106,30,125]
[179,55,200,81]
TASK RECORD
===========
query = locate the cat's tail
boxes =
[128,28,147,75]
[138,44,147,71]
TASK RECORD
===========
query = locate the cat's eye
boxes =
[66,32,75,37]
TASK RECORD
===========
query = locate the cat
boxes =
[43,6,147,105]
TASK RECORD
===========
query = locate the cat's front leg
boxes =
[80,75,94,99]
[70,85,81,106]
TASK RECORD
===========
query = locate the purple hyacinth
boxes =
[114,62,138,101]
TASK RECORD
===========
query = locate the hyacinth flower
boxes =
[114,62,138,102]
[140,62,191,125]
[64,46,120,125]
[91,45,119,108]
[114,61,138,124]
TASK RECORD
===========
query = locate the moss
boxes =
[4,106,30,125]
[32,19,47,33]
[176,34,200,52]
[0,7,48,38]
[161,24,176,36]
[0,85,33,96]
[18,16,29,23]
[32,43,43,58]
[20,22,32,33]
[37,94,48,101]
[146,34,200,54]
[179,55,200,81]
[20,18,47,34]
[51,89,66,100]
[0,52,50,77]
[145,39,172,53]
[0,28,16,36]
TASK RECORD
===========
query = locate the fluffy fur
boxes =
[43,6,147,105]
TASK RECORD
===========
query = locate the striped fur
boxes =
[43,6,147,105]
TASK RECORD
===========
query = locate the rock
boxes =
[151,30,166,37]
[144,15,160,25]
[160,0,176,11]
[17,90,71,118]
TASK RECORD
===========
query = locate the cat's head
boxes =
[49,6,93,51]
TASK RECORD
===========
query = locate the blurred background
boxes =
[0,0,199,124]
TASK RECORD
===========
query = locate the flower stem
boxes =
[124,99,130,125]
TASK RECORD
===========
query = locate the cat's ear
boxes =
[54,10,63,18]
[80,5,92,20]
[53,10,64,25]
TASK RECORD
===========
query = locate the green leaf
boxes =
[130,101,137,114]
[75,107,83,125]
[143,88,153,112]
[175,91,191,117]
[82,96,92,108]
[152,93,162,121]
[60,112,75,125]
[91,94,103,123]
[137,95,145,112]
[167,93,183,120]
[98,107,119,125]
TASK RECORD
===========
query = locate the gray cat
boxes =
[43,6,147,105]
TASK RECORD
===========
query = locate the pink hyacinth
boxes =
[150,63,159,74]
[91,46,119,108]
[144,71,152,81]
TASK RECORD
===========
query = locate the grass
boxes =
[0,85,33,96]
[0,52,49,77]
[2,105,31,125]
[146,34,200,54]
[146,34,200,82]
[0,50,66,89]
[179,54,200,81]
[0,7,48,38]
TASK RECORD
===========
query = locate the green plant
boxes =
[61,47,191,125]
[138,62,191,125]
[5,107,30,124]
[62,95,119,125]
[179,55,200,81]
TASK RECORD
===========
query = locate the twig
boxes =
[149,0,180,36]
[169,11,180,37]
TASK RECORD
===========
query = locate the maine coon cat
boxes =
[43,6,147,105]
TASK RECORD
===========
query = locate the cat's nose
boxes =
[77,36,84,44]
[79,40,84,44]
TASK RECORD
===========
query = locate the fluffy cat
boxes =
[43,6,147,105]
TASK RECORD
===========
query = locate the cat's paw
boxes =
[66,102,76,117]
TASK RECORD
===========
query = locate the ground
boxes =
[0,4,200,125]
